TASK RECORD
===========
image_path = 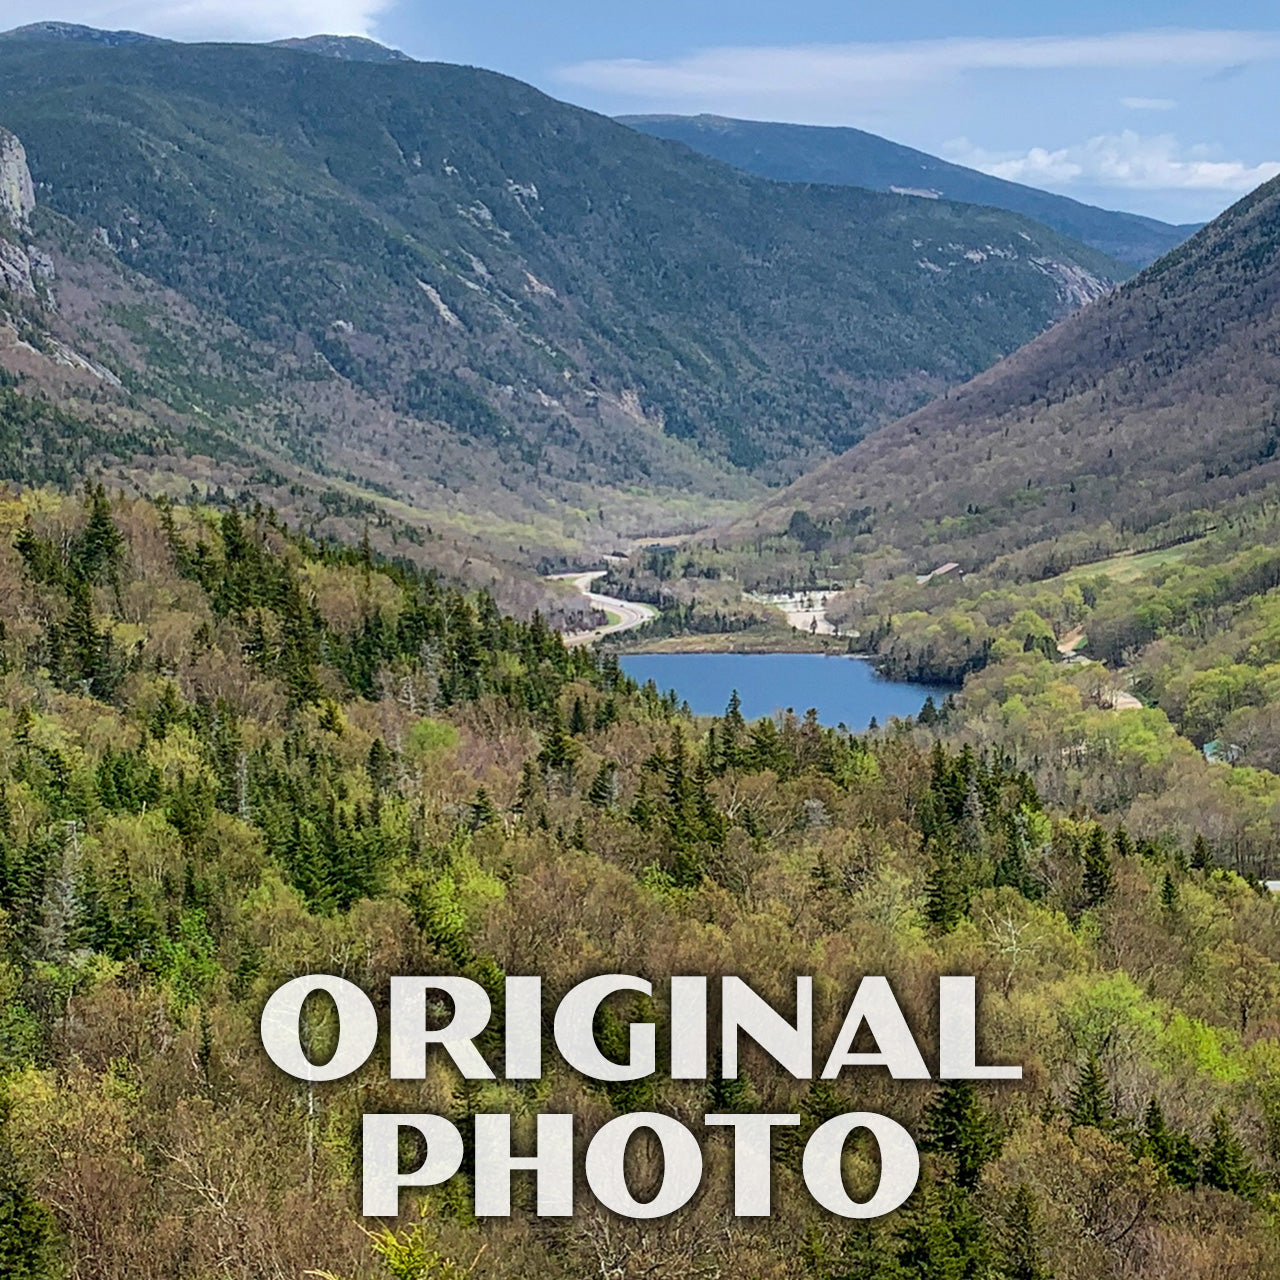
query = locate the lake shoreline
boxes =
[618,651,952,728]
[603,627,863,658]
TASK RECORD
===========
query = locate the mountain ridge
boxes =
[739,172,1280,579]
[622,113,1200,268]
[0,34,1128,559]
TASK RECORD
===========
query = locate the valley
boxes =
[0,31,1131,577]
[0,20,1278,1280]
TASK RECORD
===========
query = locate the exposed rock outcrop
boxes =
[0,238,35,295]
[0,127,35,225]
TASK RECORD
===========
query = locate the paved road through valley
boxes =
[551,570,659,646]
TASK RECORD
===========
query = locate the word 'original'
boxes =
[260,973,1020,1219]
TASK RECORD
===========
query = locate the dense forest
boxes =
[1,485,1277,1279]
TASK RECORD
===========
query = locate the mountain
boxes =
[742,174,1280,578]
[0,21,164,47]
[0,32,1127,560]
[269,34,413,62]
[623,114,1199,269]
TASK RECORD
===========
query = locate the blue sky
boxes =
[7,0,1280,223]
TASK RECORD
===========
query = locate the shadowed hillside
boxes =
[743,174,1280,578]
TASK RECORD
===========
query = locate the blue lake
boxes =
[619,653,950,730]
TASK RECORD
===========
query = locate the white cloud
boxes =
[1121,96,1176,110]
[0,1,392,42]
[557,29,1280,116]
[945,131,1280,194]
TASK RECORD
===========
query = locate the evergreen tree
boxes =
[73,483,124,588]
[925,845,968,933]
[781,1079,846,1169]
[1202,1109,1259,1199]
[537,715,579,779]
[514,759,543,820]
[1081,826,1115,909]
[0,1141,57,1280]
[587,761,617,810]
[719,689,746,771]
[830,1225,905,1280]
[1000,1184,1051,1280]
[1141,1098,1199,1188]
[366,737,394,791]
[1190,833,1214,871]
[706,1052,756,1112]
[1068,1056,1115,1132]
[469,788,500,831]
[920,1080,1000,1189]
[892,1175,986,1280]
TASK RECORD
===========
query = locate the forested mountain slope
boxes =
[0,31,1125,519]
[623,115,1199,269]
[0,487,1277,1279]
[744,174,1280,577]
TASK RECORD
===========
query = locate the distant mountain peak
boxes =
[270,34,413,63]
[0,21,166,46]
[0,24,412,63]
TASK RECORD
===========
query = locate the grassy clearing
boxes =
[1059,543,1198,584]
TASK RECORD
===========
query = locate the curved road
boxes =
[551,570,659,646]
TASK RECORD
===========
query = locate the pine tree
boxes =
[587,761,617,810]
[77,485,123,581]
[1141,1098,1198,1188]
[719,689,746,770]
[1202,1109,1259,1199]
[537,715,579,779]
[920,1080,1000,1189]
[1159,871,1179,913]
[892,1176,982,1280]
[0,1141,57,1280]
[781,1079,847,1169]
[706,1050,756,1112]
[367,737,394,791]
[469,788,499,831]
[514,759,543,821]
[924,845,967,933]
[1068,1056,1114,1132]
[1190,833,1214,871]
[1000,1184,1051,1280]
[830,1224,906,1280]
[1081,825,1115,908]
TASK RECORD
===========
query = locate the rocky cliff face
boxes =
[0,127,34,225]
